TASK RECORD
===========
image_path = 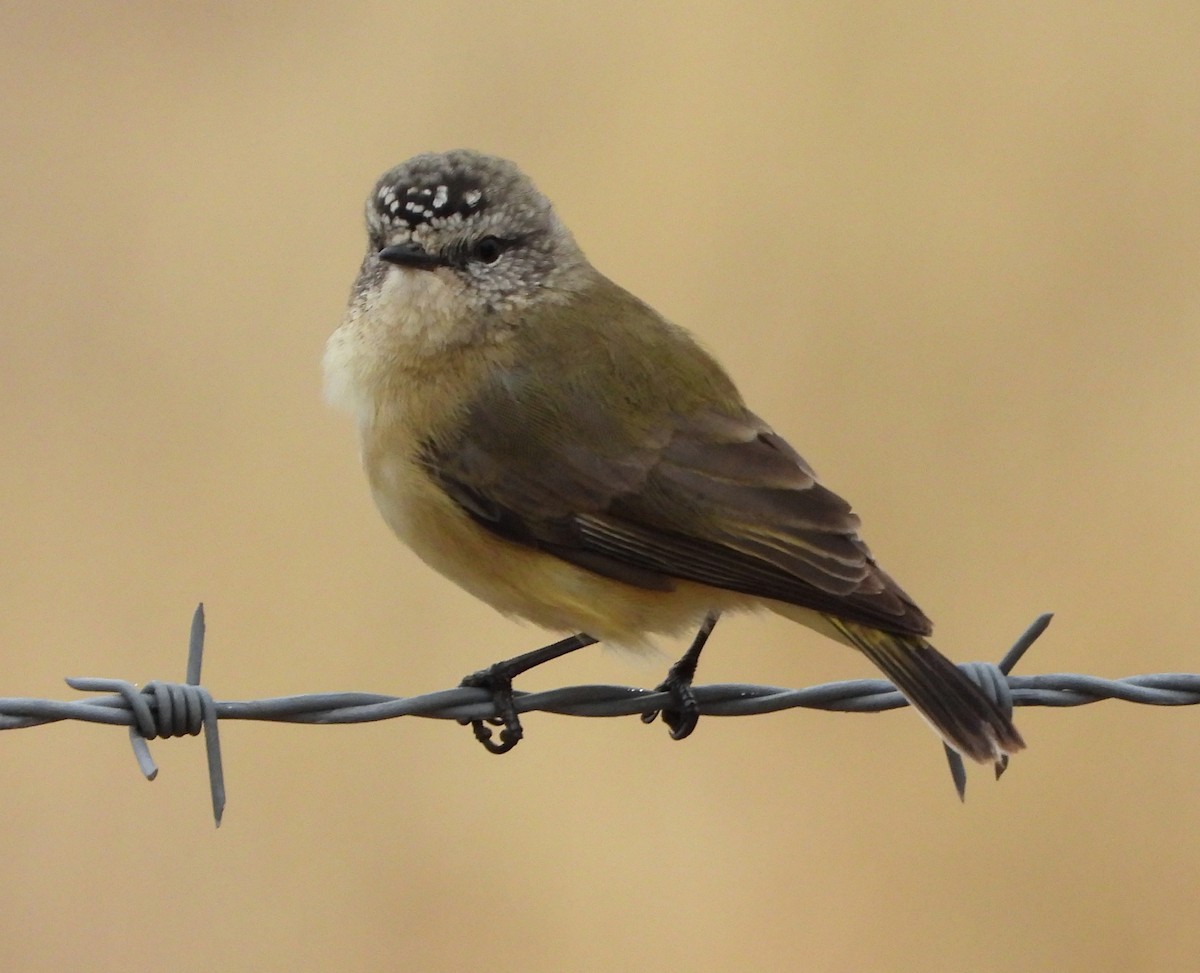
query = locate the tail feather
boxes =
[827,617,1025,766]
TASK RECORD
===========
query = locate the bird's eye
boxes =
[472,236,507,265]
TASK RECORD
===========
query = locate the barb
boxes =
[3,607,1199,823]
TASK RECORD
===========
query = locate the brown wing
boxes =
[422,363,931,636]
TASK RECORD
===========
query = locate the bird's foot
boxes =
[640,663,700,740]
[641,612,719,741]
[458,633,599,755]
[459,664,523,754]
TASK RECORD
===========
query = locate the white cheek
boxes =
[323,266,470,425]
[379,267,461,339]
[322,325,376,423]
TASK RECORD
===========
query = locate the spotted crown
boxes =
[373,173,486,230]
[366,149,564,243]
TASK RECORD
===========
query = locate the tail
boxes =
[827,617,1025,767]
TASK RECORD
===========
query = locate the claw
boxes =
[459,666,522,754]
[642,612,719,742]
[641,674,700,739]
[456,633,598,755]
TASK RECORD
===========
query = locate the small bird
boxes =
[324,149,1024,766]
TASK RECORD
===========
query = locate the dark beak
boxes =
[377,242,445,270]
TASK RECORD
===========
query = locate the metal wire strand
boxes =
[5,608,1200,823]
[51,606,225,825]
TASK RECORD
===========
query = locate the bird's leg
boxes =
[460,632,598,754]
[642,611,721,740]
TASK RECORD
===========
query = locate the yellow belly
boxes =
[362,439,854,656]
[367,446,733,649]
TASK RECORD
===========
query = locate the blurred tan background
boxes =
[2,2,1198,970]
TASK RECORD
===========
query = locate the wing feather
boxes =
[422,285,930,635]
[427,397,930,636]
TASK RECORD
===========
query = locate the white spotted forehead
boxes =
[370,176,489,231]
[377,184,448,215]
[363,156,564,248]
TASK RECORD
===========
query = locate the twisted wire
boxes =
[3,607,1198,824]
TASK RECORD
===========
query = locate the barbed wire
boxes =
[3,606,1198,826]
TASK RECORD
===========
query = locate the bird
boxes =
[323,148,1024,766]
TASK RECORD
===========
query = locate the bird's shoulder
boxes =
[420,276,932,634]
[517,276,741,412]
